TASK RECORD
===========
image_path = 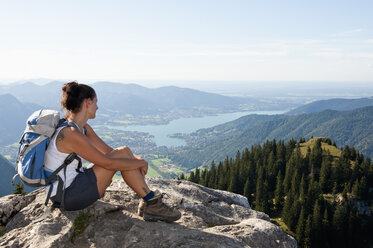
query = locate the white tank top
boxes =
[44,126,84,197]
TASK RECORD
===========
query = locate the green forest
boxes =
[180,137,373,248]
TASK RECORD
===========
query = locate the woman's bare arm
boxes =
[84,124,114,154]
[56,127,147,171]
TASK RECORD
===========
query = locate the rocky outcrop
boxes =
[0,178,297,248]
[0,191,38,225]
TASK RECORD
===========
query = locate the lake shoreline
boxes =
[94,110,288,148]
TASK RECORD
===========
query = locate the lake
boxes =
[106,110,286,147]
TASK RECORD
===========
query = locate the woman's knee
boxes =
[109,146,134,159]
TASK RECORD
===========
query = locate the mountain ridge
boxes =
[286,96,373,115]
[171,106,373,168]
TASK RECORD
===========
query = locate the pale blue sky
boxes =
[0,0,372,86]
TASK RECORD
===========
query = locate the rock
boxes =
[0,178,297,248]
[0,190,39,225]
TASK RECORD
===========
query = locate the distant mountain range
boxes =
[0,81,293,146]
[0,81,288,116]
[286,97,373,115]
[171,106,373,169]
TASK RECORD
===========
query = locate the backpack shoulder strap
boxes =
[45,152,82,207]
[57,119,86,135]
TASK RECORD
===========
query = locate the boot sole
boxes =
[143,213,181,223]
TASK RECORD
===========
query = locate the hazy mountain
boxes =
[92,82,253,115]
[0,154,17,196]
[0,81,292,118]
[172,106,373,168]
[11,78,56,85]
[0,94,42,146]
[0,81,62,109]
[286,97,373,115]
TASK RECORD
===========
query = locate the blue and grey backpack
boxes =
[14,109,82,210]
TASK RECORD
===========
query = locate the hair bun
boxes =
[61,81,96,114]
[69,82,81,97]
[63,81,80,97]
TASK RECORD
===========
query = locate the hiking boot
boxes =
[142,191,181,222]
[137,189,160,217]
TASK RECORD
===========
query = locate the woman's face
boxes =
[86,96,98,119]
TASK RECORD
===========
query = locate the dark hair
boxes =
[61,81,96,113]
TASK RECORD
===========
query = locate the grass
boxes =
[0,226,4,236]
[146,165,162,177]
[271,217,295,237]
[299,138,342,157]
[71,211,91,242]
[150,158,172,167]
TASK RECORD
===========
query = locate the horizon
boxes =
[1,78,373,99]
[0,1,372,83]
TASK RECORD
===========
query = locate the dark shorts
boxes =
[52,167,100,211]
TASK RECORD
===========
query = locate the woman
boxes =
[44,81,181,222]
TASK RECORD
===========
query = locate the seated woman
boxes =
[45,81,181,222]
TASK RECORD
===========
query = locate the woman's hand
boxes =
[134,154,148,177]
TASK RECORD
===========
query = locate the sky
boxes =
[0,0,372,88]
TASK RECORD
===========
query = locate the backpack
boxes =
[13,109,83,210]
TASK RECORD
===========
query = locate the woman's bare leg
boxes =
[92,146,151,197]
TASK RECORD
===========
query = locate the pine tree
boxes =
[303,215,312,248]
[332,202,348,246]
[227,162,239,193]
[282,189,294,226]
[299,175,307,206]
[188,171,195,183]
[243,178,250,199]
[200,168,208,186]
[312,200,322,247]
[289,199,300,231]
[358,176,368,199]
[263,180,271,213]
[254,167,264,211]
[309,140,322,180]
[13,182,26,195]
[274,171,284,212]
[208,161,217,188]
[283,160,293,193]
[347,207,362,247]
[319,156,331,192]
[352,178,359,198]
[332,182,338,202]
[295,207,305,246]
[194,168,200,184]
[322,208,331,246]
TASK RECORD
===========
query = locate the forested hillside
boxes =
[182,138,373,247]
[171,106,373,169]
[286,97,373,115]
